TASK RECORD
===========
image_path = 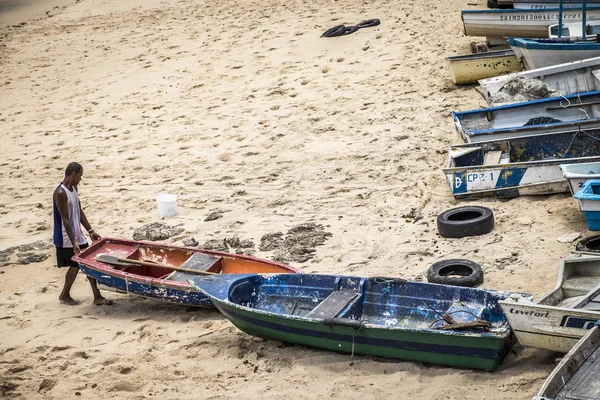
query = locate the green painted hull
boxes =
[215,300,514,370]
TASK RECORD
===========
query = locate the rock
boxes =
[132,222,185,241]
[182,237,199,247]
[205,211,223,222]
[516,217,533,226]
[259,232,284,252]
[201,239,228,252]
[557,232,581,243]
[16,253,49,265]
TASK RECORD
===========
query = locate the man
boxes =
[53,162,112,305]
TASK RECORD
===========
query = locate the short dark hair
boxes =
[65,162,83,176]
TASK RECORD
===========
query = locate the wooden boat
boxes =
[446,50,521,85]
[453,90,600,143]
[514,0,600,8]
[509,37,600,70]
[73,237,301,307]
[443,132,600,199]
[188,273,533,370]
[462,7,600,40]
[499,254,600,352]
[479,56,600,105]
[561,161,600,194]
[532,321,600,400]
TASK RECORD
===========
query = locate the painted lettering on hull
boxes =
[509,308,550,318]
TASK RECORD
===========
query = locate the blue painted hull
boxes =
[189,273,533,370]
[79,264,214,307]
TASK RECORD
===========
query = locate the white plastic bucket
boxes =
[156,193,177,217]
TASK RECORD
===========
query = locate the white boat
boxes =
[446,50,521,84]
[549,19,600,36]
[479,56,600,105]
[499,254,600,352]
[515,0,600,9]
[510,37,600,70]
[453,90,600,143]
[561,161,600,194]
[462,7,600,40]
[532,321,600,400]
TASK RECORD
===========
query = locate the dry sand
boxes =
[0,0,589,398]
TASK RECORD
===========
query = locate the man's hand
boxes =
[74,242,81,254]
[90,231,102,242]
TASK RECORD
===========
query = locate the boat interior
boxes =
[227,274,514,331]
[84,239,293,282]
[538,256,600,308]
[449,131,600,168]
[458,93,600,132]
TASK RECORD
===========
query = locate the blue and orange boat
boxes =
[73,238,300,307]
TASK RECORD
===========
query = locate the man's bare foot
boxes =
[93,297,114,306]
[59,296,79,305]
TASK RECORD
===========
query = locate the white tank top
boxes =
[60,184,87,247]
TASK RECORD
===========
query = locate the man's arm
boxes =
[53,187,80,253]
[80,207,101,241]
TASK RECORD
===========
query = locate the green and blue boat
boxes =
[189,273,532,370]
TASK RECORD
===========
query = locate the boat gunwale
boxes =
[73,237,301,289]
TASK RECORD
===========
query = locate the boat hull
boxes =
[213,300,513,370]
[79,263,214,307]
[478,56,600,104]
[453,90,600,143]
[462,8,600,39]
[510,38,600,70]
[73,237,300,307]
[446,50,520,84]
[190,273,532,370]
[499,300,599,352]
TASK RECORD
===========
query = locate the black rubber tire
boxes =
[355,19,381,29]
[427,259,484,287]
[576,235,600,252]
[487,0,499,8]
[437,206,494,238]
[321,25,347,38]
[342,26,360,36]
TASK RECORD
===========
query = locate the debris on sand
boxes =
[260,223,332,263]
[490,77,557,105]
[133,222,185,241]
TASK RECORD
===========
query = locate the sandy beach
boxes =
[0,0,589,398]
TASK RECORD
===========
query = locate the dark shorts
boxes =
[56,243,88,268]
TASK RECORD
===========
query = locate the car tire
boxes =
[427,259,484,287]
[437,206,494,238]
[576,235,600,252]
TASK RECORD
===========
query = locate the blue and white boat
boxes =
[509,37,600,70]
[478,56,600,105]
[443,130,600,199]
[453,90,600,143]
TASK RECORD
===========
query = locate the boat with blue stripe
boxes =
[444,130,600,199]
[510,37,600,70]
[73,238,300,307]
[189,273,532,370]
[453,90,600,143]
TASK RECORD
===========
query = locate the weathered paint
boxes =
[73,238,300,307]
[462,7,600,39]
[444,131,600,199]
[453,90,600,143]
[446,50,521,85]
[189,273,533,370]
[499,254,600,352]
[534,323,600,399]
